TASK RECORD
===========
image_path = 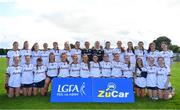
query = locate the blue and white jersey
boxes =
[70,49,82,63]
[104,48,113,62]
[50,49,60,63]
[21,63,34,84]
[60,49,72,63]
[122,63,135,78]
[33,65,47,83]
[70,63,81,77]
[159,50,173,67]
[111,61,123,77]
[7,50,20,66]
[157,66,171,89]
[19,49,31,65]
[6,65,22,87]
[46,62,59,77]
[125,50,136,65]
[112,48,125,62]
[40,50,50,65]
[100,61,112,77]
[31,50,41,65]
[146,65,157,87]
[135,49,147,66]
[90,61,101,77]
[135,67,147,88]
[80,62,90,78]
[58,62,70,77]
[146,50,159,65]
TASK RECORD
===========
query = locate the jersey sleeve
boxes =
[6,67,10,75]
[169,50,174,58]
[6,51,11,58]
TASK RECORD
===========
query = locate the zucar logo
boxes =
[57,82,86,96]
[98,82,129,98]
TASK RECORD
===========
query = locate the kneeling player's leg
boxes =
[158,89,163,99]
[22,87,27,96]
[33,87,38,96]
[148,89,152,98]
[15,87,20,97]
[8,87,15,98]
[44,77,51,92]
[140,88,145,98]
[27,87,32,96]
[40,87,45,96]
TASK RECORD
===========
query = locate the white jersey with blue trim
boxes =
[100,61,112,77]
[58,62,70,77]
[146,50,159,65]
[122,63,135,78]
[6,65,22,87]
[80,62,90,78]
[125,50,136,65]
[40,50,50,65]
[46,62,59,77]
[111,61,123,77]
[70,49,82,63]
[21,63,34,84]
[19,49,31,65]
[157,66,171,89]
[112,48,125,62]
[90,61,101,77]
[70,63,80,77]
[31,50,41,65]
[134,67,147,88]
[33,65,47,83]
[60,49,72,63]
[50,49,60,63]
[146,65,157,87]
[159,50,173,67]
[135,49,147,66]
[104,48,113,62]
[7,50,20,66]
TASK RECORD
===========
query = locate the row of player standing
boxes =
[7,41,173,69]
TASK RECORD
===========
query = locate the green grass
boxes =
[0,58,180,109]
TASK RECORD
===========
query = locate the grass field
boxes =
[0,58,180,109]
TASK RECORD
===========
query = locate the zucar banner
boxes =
[50,78,134,103]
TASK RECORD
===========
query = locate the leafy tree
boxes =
[153,36,171,51]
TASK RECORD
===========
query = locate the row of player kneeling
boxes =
[5,54,174,100]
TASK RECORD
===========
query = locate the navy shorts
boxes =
[33,80,45,88]
[147,86,158,90]
[47,76,57,81]
[134,85,146,89]
[21,83,33,88]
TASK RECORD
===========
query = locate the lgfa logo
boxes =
[98,82,129,98]
[57,82,86,96]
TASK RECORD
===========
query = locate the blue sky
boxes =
[0,0,180,49]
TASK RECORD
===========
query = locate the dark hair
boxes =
[23,41,28,49]
[53,42,59,52]
[138,41,145,55]
[36,57,42,69]
[49,52,55,63]
[135,58,143,72]
[127,41,135,54]
[61,53,69,64]
[105,41,110,49]
[147,42,156,53]
[31,43,38,51]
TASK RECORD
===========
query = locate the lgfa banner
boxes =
[50,78,134,103]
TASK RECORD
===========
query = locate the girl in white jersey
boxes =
[31,43,41,65]
[40,43,50,65]
[134,57,147,98]
[33,58,47,96]
[146,57,158,100]
[70,41,82,63]
[7,41,20,66]
[80,54,90,78]
[122,55,135,78]
[157,57,173,100]
[61,42,72,63]
[58,53,70,77]
[70,54,81,78]
[125,42,136,66]
[19,41,31,65]
[90,54,101,78]
[135,41,147,66]
[160,42,174,68]
[147,42,159,65]
[50,42,60,63]
[21,55,34,96]
[100,54,112,78]
[104,41,113,62]
[44,52,59,93]
[111,53,123,78]
[112,41,125,63]
[5,56,22,98]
